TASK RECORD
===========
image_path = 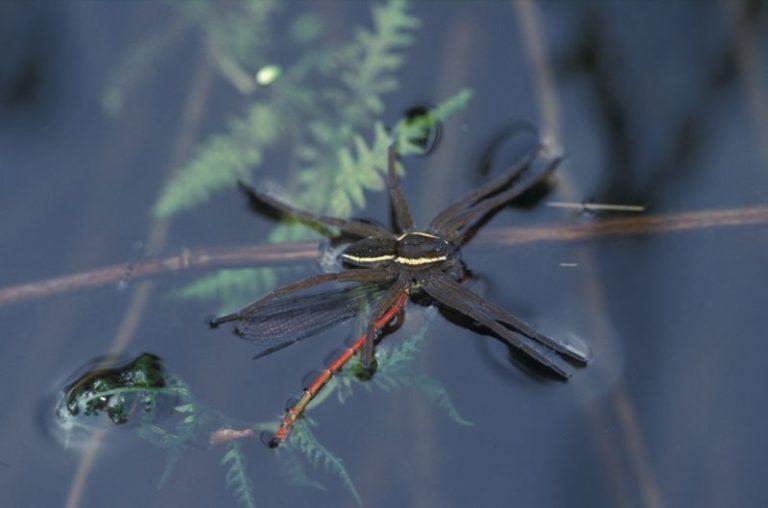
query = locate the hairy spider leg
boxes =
[387,146,414,232]
[268,290,409,447]
[210,269,396,327]
[361,276,411,370]
[428,144,541,235]
[237,181,393,238]
[429,275,590,362]
[442,157,561,242]
[419,274,574,378]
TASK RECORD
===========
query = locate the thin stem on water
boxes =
[0,207,765,308]
[64,30,214,508]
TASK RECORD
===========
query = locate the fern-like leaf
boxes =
[289,420,362,506]
[154,103,281,218]
[339,0,421,118]
[174,267,290,314]
[411,373,474,427]
[102,15,192,116]
[337,313,473,428]
[221,440,257,508]
[279,448,327,492]
[395,88,474,156]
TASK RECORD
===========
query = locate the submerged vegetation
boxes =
[57,320,470,506]
[88,0,475,505]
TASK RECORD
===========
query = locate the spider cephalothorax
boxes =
[341,231,454,270]
[212,144,590,376]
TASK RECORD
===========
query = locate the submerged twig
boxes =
[0,242,319,307]
[1,207,765,308]
[488,206,768,245]
[64,37,214,508]
[514,2,663,505]
[547,201,645,213]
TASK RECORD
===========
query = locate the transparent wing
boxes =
[232,283,391,359]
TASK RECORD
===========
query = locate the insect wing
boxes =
[234,283,389,358]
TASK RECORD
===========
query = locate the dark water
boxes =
[1,2,768,507]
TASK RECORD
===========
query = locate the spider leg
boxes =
[428,144,541,235]
[360,276,410,372]
[387,146,414,232]
[238,181,393,238]
[210,269,396,326]
[419,274,574,378]
[442,156,561,242]
[430,275,590,362]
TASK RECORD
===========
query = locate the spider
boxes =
[211,141,590,445]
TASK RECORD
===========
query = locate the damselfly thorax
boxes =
[340,231,453,270]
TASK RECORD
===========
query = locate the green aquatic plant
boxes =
[61,353,166,426]
[152,0,420,221]
[102,1,281,115]
[172,86,472,315]
[56,319,472,505]
[286,419,363,506]
[326,313,473,431]
[270,317,472,501]
[99,0,477,505]
[221,440,258,508]
[173,267,286,315]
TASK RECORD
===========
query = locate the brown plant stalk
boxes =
[0,206,765,308]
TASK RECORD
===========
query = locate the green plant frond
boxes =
[154,102,281,218]
[102,15,193,117]
[410,373,474,427]
[187,0,280,93]
[221,440,257,508]
[339,0,420,118]
[330,312,471,427]
[395,88,474,156]
[289,13,324,45]
[153,0,422,223]
[326,121,391,217]
[174,267,295,314]
[267,220,324,244]
[132,375,207,489]
[279,449,327,492]
[288,420,362,506]
[105,0,478,501]
[374,320,429,377]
